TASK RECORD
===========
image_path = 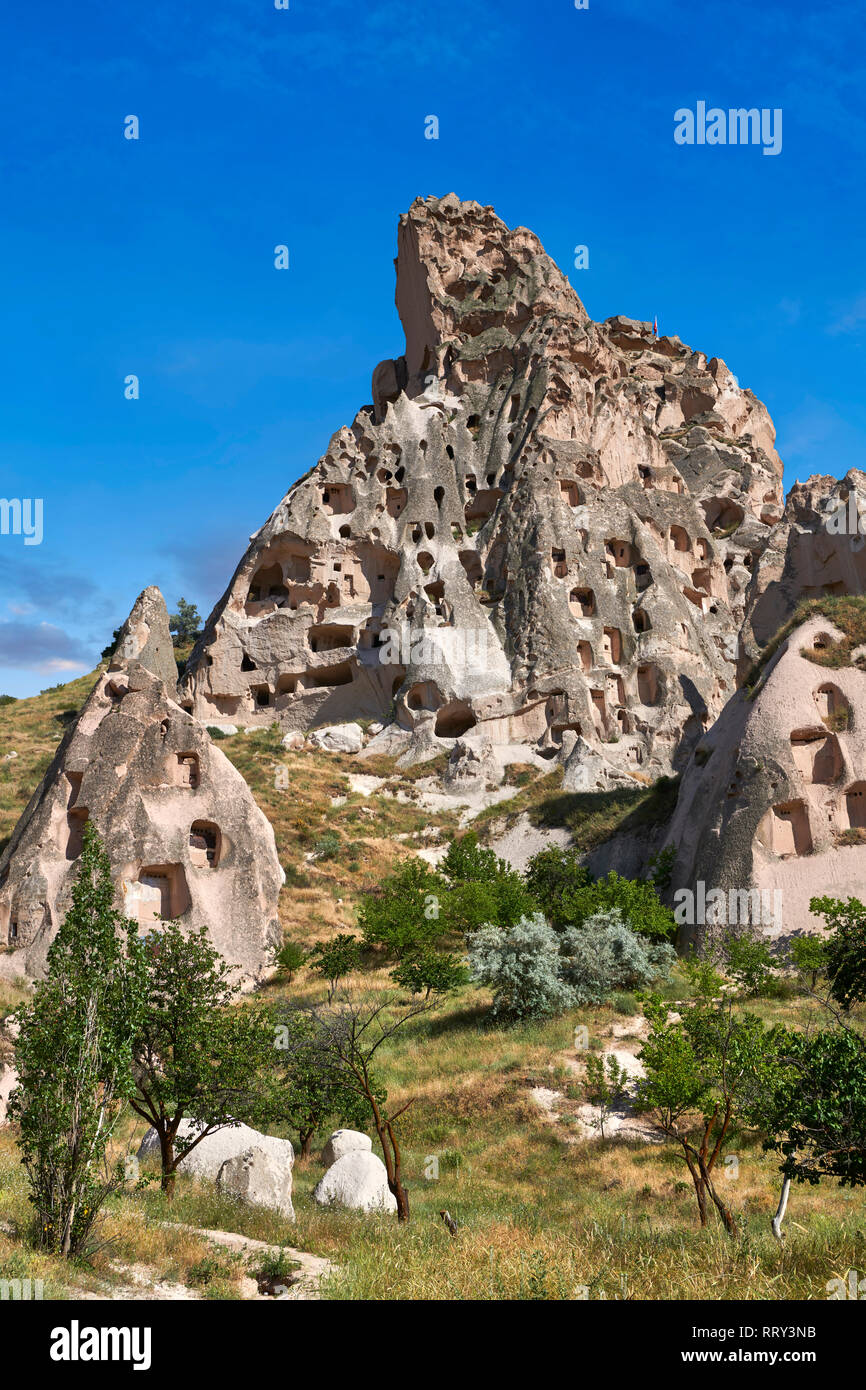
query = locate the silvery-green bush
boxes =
[560,909,675,1005]
[467,913,575,1021]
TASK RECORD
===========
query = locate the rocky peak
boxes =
[178,195,789,779]
[110,585,178,689]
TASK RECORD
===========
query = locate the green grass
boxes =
[474,767,680,854]
[746,595,866,696]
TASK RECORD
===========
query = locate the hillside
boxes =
[1,670,864,1301]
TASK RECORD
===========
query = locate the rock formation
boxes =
[313,1148,397,1213]
[740,470,866,667]
[664,610,866,943]
[179,194,784,779]
[138,1118,294,1188]
[217,1145,295,1220]
[0,588,283,983]
[320,1128,373,1166]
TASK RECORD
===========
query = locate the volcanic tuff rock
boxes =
[179,194,784,778]
[0,589,283,983]
[663,612,866,943]
[110,583,179,689]
[740,470,866,668]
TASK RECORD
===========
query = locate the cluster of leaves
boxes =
[525,845,676,940]
[467,910,675,1022]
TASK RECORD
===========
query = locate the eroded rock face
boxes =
[0,591,282,983]
[111,584,179,690]
[741,471,866,668]
[663,615,866,944]
[179,195,783,777]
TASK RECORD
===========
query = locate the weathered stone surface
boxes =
[110,585,179,691]
[308,723,364,753]
[320,1128,372,1167]
[138,1119,294,1181]
[741,471,866,669]
[312,1149,397,1213]
[663,613,866,943]
[0,589,282,983]
[217,1145,295,1220]
[179,195,782,778]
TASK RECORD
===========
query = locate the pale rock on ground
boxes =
[138,1119,294,1184]
[217,1144,295,1220]
[529,1014,661,1144]
[312,1149,398,1213]
[0,1062,17,1126]
[308,722,365,753]
[320,1128,373,1166]
[0,588,283,985]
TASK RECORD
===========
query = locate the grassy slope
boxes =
[0,672,863,1300]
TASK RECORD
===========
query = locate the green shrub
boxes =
[560,910,675,1005]
[467,914,574,1022]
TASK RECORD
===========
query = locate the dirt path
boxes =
[170,1223,334,1300]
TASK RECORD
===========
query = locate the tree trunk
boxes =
[771,1175,791,1242]
[159,1132,176,1199]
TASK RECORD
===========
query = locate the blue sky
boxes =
[0,0,864,696]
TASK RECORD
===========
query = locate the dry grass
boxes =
[0,672,863,1300]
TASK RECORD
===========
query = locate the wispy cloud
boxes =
[827,293,866,335]
[0,619,91,672]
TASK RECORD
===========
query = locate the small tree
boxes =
[723,930,780,998]
[10,824,143,1255]
[440,832,536,935]
[525,845,591,929]
[584,1053,630,1139]
[324,992,437,1221]
[357,858,446,959]
[267,1009,371,1158]
[274,940,306,984]
[553,869,676,942]
[169,598,202,646]
[100,626,123,662]
[307,934,361,1003]
[810,895,866,1011]
[788,935,828,992]
[634,997,783,1235]
[757,1025,866,1239]
[128,922,273,1197]
[390,949,469,1000]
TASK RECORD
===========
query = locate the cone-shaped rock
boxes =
[110,584,179,689]
[0,590,283,983]
[663,609,866,945]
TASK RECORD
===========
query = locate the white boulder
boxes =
[0,1063,18,1126]
[217,1145,295,1221]
[320,1128,373,1167]
[137,1119,294,1182]
[312,1150,397,1213]
[308,723,364,754]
